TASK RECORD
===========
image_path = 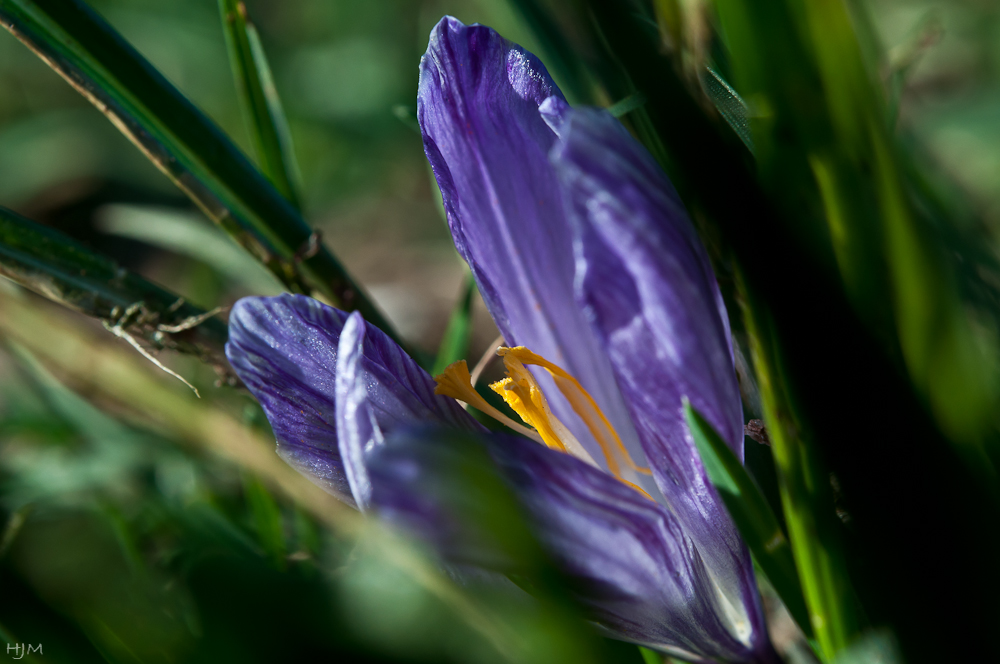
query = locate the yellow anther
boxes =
[434,348,655,501]
[497,347,652,478]
[489,353,598,467]
[434,360,546,445]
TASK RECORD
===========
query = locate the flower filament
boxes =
[435,346,652,498]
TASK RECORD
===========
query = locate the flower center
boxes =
[434,346,652,498]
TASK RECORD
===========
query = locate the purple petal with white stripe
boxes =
[226,294,478,505]
[417,17,645,473]
[334,310,482,508]
[366,427,777,664]
[551,107,760,637]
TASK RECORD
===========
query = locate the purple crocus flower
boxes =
[225,17,776,664]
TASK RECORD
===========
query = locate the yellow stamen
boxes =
[433,360,546,445]
[489,353,598,468]
[434,348,654,501]
[497,347,652,478]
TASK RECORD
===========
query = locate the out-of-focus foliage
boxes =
[0,3,652,662]
[0,0,537,350]
[0,0,997,663]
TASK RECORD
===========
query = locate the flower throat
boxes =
[434,346,652,498]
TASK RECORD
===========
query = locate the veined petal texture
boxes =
[226,294,477,505]
[366,428,774,664]
[551,108,762,642]
[334,311,482,508]
[417,17,644,473]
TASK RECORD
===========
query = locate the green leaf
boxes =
[3,342,155,503]
[218,0,302,209]
[97,203,283,295]
[637,646,660,664]
[0,204,231,379]
[432,273,477,376]
[701,66,754,155]
[684,400,813,640]
[737,278,860,662]
[0,0,400,348]
[607,92,647,119]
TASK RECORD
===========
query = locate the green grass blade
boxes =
[432,273,477,376]
[684,400,812,640]
[738,275,859,662]
[218,0,302,209]
[97,204,283,295]
[701,66,754,155]
[0,0,399,346]
[0,205,231,378]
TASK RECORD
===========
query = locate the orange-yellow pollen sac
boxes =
[433,360,546,444]
[497,347,653,479]
[433,347,653,500]
[488,353,597,467]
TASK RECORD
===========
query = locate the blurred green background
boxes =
[1,0,998,349]
[0,0,998,662]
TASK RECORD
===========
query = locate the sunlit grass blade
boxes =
[0,0,400,347]
[432,273,477,376]
[738,276,859,662]
[0,204,231,379]
[218,0,302,209]
[684,400,812,641]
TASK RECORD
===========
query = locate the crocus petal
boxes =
[226,294,354,503]
[417,17,646,474]
[335,312,384,509]
[366,427,775,664]
[551,107,761,636]
[334,310,482,509]
[226,294,478,506]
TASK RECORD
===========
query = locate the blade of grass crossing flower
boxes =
[738,271,858,662]
[684,400,812,640]
[0,290,588,664]
[0,204,231,378]
[218,0,302,209]
[432,273,477,376]
[0,0,400,349]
